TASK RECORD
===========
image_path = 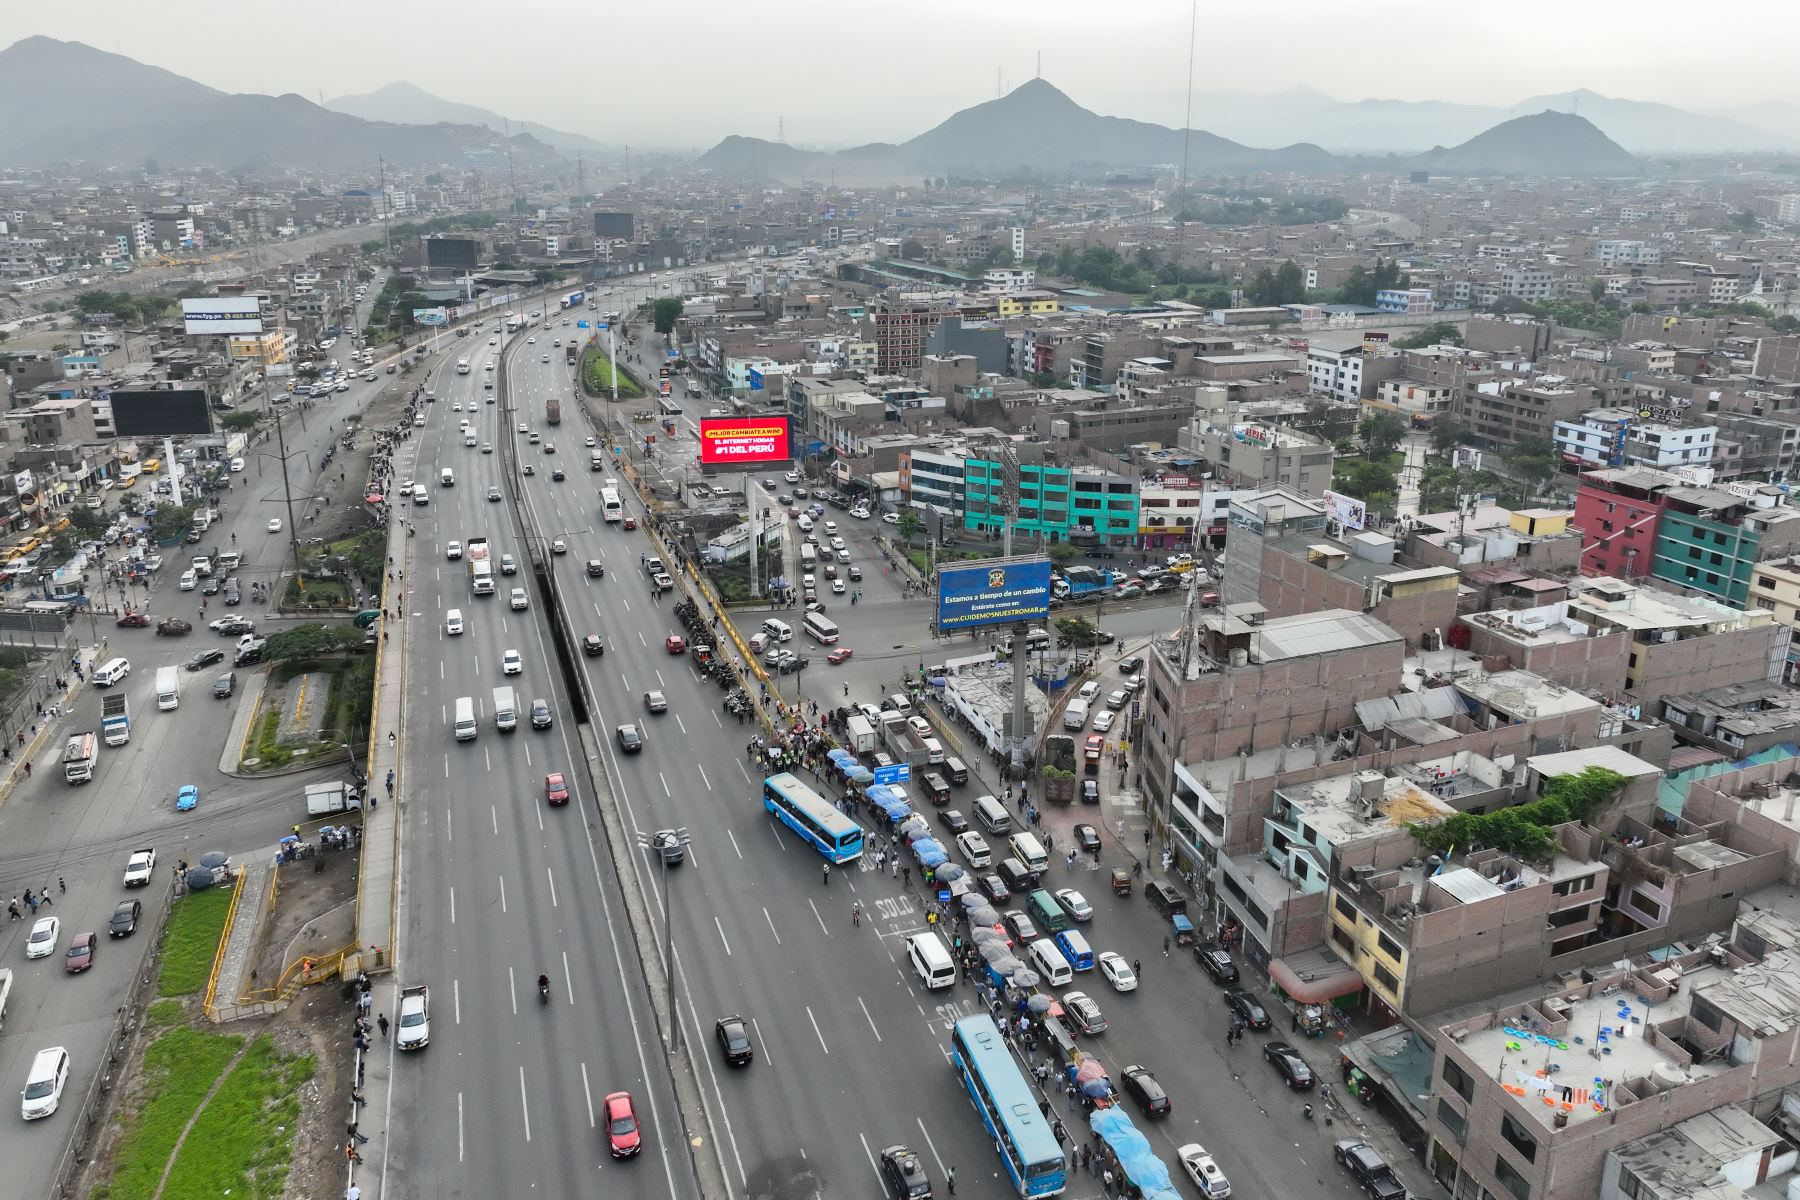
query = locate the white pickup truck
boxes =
[396,985,430,1050]
[123,848,157,888]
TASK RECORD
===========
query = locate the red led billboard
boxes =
[697,416,791,466]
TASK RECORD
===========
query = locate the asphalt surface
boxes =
[0,282,397,1193]
[373,298,1383,1200]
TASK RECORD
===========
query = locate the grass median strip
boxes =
[104,1027,245,1200]
[162,1034,314,1200]
[157,887,235,998]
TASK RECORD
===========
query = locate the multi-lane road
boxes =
[385,299,1379,1200]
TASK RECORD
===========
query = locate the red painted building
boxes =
[1572,466,1679,578]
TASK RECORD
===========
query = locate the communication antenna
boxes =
[997,67,1003,99]
[1036,50,1041,79]
[778,115,786,145]
[1175,0,1198,262]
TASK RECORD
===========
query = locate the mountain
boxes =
[327,81,613,157]
[1412,111,1639,176]
[695,79,1333,181]
[0,37,559,170]
[1156,86,1795,154]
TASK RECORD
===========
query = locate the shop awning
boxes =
[1269,955,1365,1005]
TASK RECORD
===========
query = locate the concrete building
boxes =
[1563,576,1784,702]
[1745,554,1800,682]
[1574,466,1681,579]
[1191,422,1336,498]
[1406,507,1584,573]
[1368,376,1457,427]
[870,292,953,374]
[1659,681,1800,760]
[1652,483,1800,606]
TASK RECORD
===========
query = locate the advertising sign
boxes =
[181,297,264,336]
[109,389,213,437]
[1320,489,1367,531]
[412,308,450,327]
[748,368,765,392]
[935,556,1053,633]
[697,416,791,466]
[12,470,32,494]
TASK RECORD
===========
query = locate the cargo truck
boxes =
[546,397,561,425]
[154,665,180,710]
[304,780,360,816]
[845,713,877,756]
[466,537,494,595]
[63,732,98,783]
[101,693,131,745]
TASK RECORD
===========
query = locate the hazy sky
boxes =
[5,0,1799,147]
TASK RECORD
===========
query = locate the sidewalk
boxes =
[0,646,95,807]
[348,489,408,977]
[210,852,275,1003]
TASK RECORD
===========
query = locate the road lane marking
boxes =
[546,865,558,908]
[806,897,831,936]
[491,806,498,836]
[858,1134,883,1186]
[804,1005,830,1054]
[915,1117,949,1178]
[499,874,508,913]
[561,949,574,1003]
[857,996,883,1042]
[524,742,533,766]
[659,772,670,797]
[727,830,743,859]
[766,821,787,851]
[655,669,666,688]
[676,714,687,736]
[518,1066,532,1141]
[763,906,781,945]
[453,978,461,1024]
[449,888,455,924]
[458,1092,465,1162]
[508,965,517,1015]
[581,1061,595,1128]
[696,763,710,790]
[714,916,732,955]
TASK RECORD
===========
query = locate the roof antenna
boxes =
[1036,50,1041,80]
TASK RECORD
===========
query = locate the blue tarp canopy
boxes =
[912,838,947,867]
[1090,1108,1179,1199]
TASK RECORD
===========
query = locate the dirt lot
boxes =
[246,829,361,993]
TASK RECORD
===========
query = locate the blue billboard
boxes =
[936,556,1053,632]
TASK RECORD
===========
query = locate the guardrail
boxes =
[49,875,177,1198]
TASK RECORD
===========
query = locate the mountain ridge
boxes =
[327,81,615,157]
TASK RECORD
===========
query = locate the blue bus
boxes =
[949,1016,1068,1196]
[762,773,864,863]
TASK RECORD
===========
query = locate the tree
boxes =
[266,622,365,663]
[897,511,923,544]
[1418,463,1463,513]
[1337,459,1397,507]
[1339,257,1409,307]
[1047,542,1078,565]
[1027,369,1059,388]
[651,297,684,337]
[219,410,261,432]
[150,504,195,542]
[1358,413,1408,459]
[900,239,926,261]
[1506,436,1559,494]
[67,507,107,541]
[1428,420,1471,458]
[1055,616,1102,647]
[1396,322,1464,349]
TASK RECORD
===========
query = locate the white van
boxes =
[492,686,518,733]
[906,932,957,990]
[796,514,813,532]
[748,631,771,655]
[453,696,477,741]
[972,794,1012,836]
[1063,697,1091,730]
[412,484,429,505]
[93,657,131,688]
[20,1046,69,1120]
[1008,831,1050,875]
[440,468,454,487]
[921,736,946,765]
[761,618,793,643]
[1027,938,1073,987]
[154,666,180,711]
[445,609,464,635]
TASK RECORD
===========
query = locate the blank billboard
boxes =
[426,236,479,271]
[594,211,635,239]
[181,297,264,336]
[109,389,213,437]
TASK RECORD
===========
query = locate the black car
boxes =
[1118,656,1144,675]
[551,468,566,481]
[184,648,224,671]
[1002,909,1039,944]
[1120,1064,1171,1117]
[233,644,265,668]
[1334,1139,1408,1200]
[878,1145,933,1199]
[211,671,236,699]
[1263,1041,1316,1089]
[938,809,969,836]
[201,576,221,596]
[714,1014,754,1066]
[1072,823,1102,855]
[1223,987,1272,1030]
[977,873,1012,904]
[1194,942,1240,985]
[108,898,142,938]
[1080,779,1101,803]
[616,724,643,753]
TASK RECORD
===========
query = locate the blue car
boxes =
[175,784,198,812]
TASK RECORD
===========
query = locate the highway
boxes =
[375,304,1378,1200]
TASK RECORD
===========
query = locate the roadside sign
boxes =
[1131,701,1140,719]
[873,764,911,785]
[577,320,589,329]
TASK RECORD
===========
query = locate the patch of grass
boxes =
[106,1027,244,1200]
[145,1000,185,1029]
[253,708,293,768]
[581,345,644,398]
[283,574,352,609]
[163,1034,314,1200]
[157,886,236,998]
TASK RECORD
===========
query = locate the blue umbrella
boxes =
[828,748,854,764]
[846,767,874,785]
[911,837,944,859]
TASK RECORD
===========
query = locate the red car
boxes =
[603,1091,641,1157]
[544,772,570,806]
[622,516,638,530]
[826,647,854,665]
[64,931,97,974]
[115,612,149,628]
[665,634,686,654]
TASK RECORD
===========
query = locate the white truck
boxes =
[154,665,180,711]
[845,713,877,756]
[396,984,430,1050]
[467,536,494,596]
[304,780,360,817]
[63,732,98,784]
[123,848,156,888]
[101,693,131,746]
[0,966,12,1031]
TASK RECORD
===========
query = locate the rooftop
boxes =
[1454,669,1601,720]
[1568,576,1766,635]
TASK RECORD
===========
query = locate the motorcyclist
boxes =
[537,973,550,1001]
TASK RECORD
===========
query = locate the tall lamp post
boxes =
[636,827,690,1051]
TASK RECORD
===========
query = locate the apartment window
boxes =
[1436,1099,1468,1142]
[1331,923,1356,955]
[1373,964,1399,993]
[1500,1113,1539,1163]
[1756,597,1777,611]
[1441,1057,1474,1102]
[1335,895,1358,923]
[1633,890,1663,921]
[1618,1167,1642,1199]
[1375,931,1403,962]
[1494,1155,1531,1200]
[1760,576,1777,589]
[1688,546,1702,560]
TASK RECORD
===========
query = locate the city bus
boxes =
[949,1016,1068,1196]
[802,611,839,645]
[600,483,623,523]
[762,772,863,863]
[657,397,681,416]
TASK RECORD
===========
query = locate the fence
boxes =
[49,876,178,1198]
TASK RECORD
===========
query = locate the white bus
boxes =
[600,482,623,523]
[803,611,839,645]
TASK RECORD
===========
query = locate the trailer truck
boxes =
[546,397,561,425]
[101,693,131,745]
[466,537,494,595]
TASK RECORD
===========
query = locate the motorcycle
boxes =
[538,978,550,1005]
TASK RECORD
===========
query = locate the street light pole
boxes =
[636,827,690,1052]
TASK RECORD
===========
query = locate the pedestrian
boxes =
[346,1185,361,1200]
[345,1140,363,1165]
[387,732,396,749]
[347,1121,369,1145]
[350,1084,366,1107]
[1102,1167,1115,1194]
[57,876,64,893]
[25,893,37,914]
[21,760,29,778]
[38,888,50,907]
[946,1166,956,1194]
[822,862,831,885]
